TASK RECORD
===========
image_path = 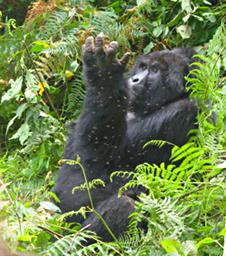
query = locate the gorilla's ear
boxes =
[166,66,187,93]
[172,48,196,61]
[165,50,194,93]
[175,48,201,84]
[172,48,199,74]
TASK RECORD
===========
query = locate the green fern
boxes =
[91,11,130,50]
[39,11,69,40]
[143,139,177,149]
[41,230,98,256]
[186,22,226,162]
[44,33,79,57]
[112,162,188,198]
[65,74,85,118]
[72,178,105,193]
[129,196,185,244]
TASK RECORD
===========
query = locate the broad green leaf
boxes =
[24,88,38,102]
[183,13,191,23]
[48,191,61,203]
[167,13,183,28]
[10,122,31,145]
[196,237,214,249]
[161,239,182,254]
[153,26,163,37]
[40,201,61,213]
[25,70,39,102]
[181,0,192,13]
[177,24,192,39]
[16,103,29,118]
[203,13,216,23]
[144,41,154,54]
[137,0,146,6]
[6,116,17,134]
[1,77,23,102]
[18,234,33,242]
[192,14,204,22]
[31,41,50,53]
[219,228,226,236]
[6,103,28,133]
[47,85,60,94]
[71,60,79,72]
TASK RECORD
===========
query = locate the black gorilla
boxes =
[54,35,197,241]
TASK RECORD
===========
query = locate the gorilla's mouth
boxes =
[127,87,143,113]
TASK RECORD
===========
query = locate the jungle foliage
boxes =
[0,0,225,255]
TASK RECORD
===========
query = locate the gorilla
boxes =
[54,34,197,241]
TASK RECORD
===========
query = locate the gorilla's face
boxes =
[128,50,191,116]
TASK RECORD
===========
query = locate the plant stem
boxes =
[76,160,95,210]
[75,158,127,255]
[76,160,119,242]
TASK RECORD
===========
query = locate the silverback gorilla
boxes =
[54,34,197,241]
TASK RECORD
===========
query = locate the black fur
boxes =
[54,35,197,240]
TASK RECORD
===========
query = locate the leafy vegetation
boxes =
[0,0,225,255]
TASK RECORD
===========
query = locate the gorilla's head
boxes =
[128,49,196,117]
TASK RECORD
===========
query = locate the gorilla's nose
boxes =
[128,69,148,87]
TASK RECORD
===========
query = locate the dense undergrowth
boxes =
[0,0,225,255]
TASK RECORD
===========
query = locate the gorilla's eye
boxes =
[139,63,147,70]
[151,66,159,73]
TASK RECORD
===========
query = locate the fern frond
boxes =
[65,74,85,118]
[58,206,88,222]
[171,142,216,177]
[72,178,105,193]
[78,241,121,256]
[130,196,185,240]
[41,230,99,256]
[39,10,69,40]
[45,33,79,57]
[143,139,177,149]
[91,11,130,50]
[110,170,136,182]
[116,162,187,198]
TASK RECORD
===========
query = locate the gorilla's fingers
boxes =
[82,36,95,65]
[95,33,105,56]
[106,41,118,60]
[84,36,94,53]
[119,52,131,66]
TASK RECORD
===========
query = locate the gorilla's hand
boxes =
[82,33,130,85]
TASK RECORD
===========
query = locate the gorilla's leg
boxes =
[83,195,135,241]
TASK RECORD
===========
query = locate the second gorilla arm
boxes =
[123,98,197,167]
